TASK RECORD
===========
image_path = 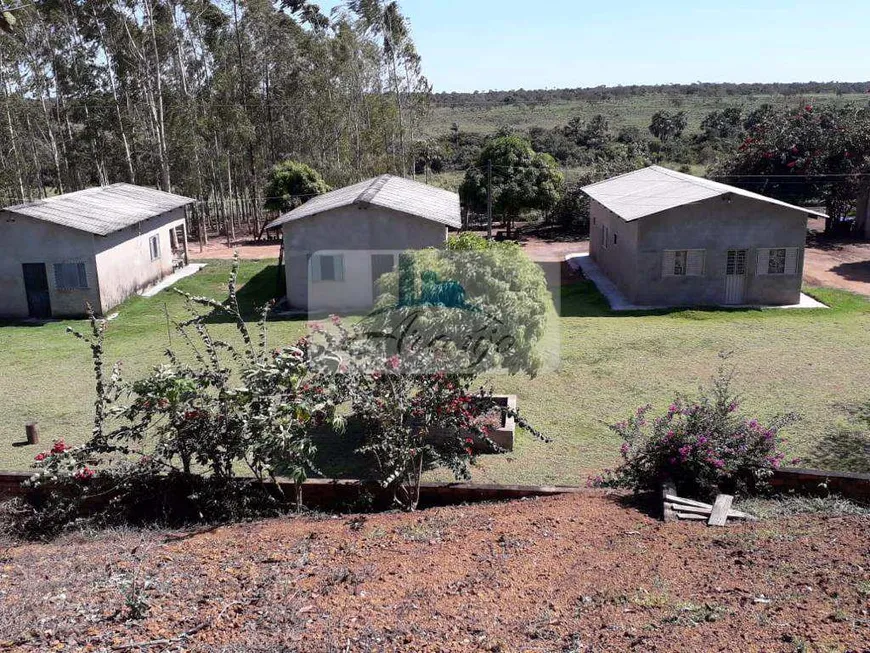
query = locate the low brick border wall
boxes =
[772,467,870,502]
[1,467,867,509]
[0,470,582,509]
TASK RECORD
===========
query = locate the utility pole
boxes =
[486,159,493,239]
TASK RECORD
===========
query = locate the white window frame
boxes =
[663,249,705,277]
[756,248,800,276]
[53,262,88,290]
[312,254,345,283]
[149,234,161,261]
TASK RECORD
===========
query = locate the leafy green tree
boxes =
[700,107,743,139]
[263,160,331,213]
[717,104,870,234]
[649,110,688,142]
[459,135,564,236]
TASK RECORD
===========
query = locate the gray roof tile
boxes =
[266,175,461,230]
[582,165,828,221]
[3,183,195,236]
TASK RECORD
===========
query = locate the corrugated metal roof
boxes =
[581,165,828,221]
[266,175,461,230]
[2,183,195,236]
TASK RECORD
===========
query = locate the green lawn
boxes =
[1,259,869,486]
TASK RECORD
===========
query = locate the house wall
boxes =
[0,212,101,318]
[282,205,449,311]
[94,208,185,312]
[588,199,640,298]
[630,195,807,306]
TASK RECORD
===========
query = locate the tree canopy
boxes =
[263,161,331,213]
[459,136,564,235]
[0,0,429,238]
[649,110,688,142]
[716,103,870,231]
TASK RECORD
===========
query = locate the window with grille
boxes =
[149,234,161,261]
[756,248,799,276]
[726,250,747,275]
[663,250,705,277]
[53,262,88,290]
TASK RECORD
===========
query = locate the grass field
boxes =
[421,92,869,138]
[1,259,868,485]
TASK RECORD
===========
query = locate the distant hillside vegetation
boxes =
[421,82,870,138]
[433,82,870,108]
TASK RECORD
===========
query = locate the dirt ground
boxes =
[803,219,870,297]
[1,493,868,652]
[190,223,870,298]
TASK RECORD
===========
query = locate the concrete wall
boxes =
[94,208,185,312]
[282,205,448,311]
[588,200,640,298]
[0,207,185,319]
[0,212,101,318]
[631,195,806,306]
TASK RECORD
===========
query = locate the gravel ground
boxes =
[1,492,868,652]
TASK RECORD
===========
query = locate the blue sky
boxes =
[316,0,870,92]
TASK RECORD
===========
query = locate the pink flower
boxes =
[385,355,401,371]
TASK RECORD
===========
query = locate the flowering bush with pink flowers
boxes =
[590,366,798,499]
[307,316,547,511]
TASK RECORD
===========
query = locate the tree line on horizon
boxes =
[433,81,870,108]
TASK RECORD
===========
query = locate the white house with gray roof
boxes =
[582,166,827,307]
[0,184,194,319]
[266,174,461,312]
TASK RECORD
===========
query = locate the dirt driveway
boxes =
[189,229,870,297]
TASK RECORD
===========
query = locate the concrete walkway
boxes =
[565,253,827,311]
[139,263,207,298]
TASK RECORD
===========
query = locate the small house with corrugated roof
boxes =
[581,166,827,307]
[0,184,195,319]
[266,174,461,312]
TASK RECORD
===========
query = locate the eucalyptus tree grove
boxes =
[0,0,429,238]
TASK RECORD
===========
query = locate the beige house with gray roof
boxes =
[0,184,194,319]
[266,175,461,312]
[582,166,826,307]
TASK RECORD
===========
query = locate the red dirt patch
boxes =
[189,239,282,260]
[2,493,867,651]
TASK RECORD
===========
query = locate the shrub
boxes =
[591,365,798,499]
[369,233,550,376]
[307,317,547,511]
[24,256,339,531]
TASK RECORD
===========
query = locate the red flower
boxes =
[786,161,797,168]
[50,440,67,454]
[34,452,46,462]
[75,467,95,480]
[465,447,473,456]
[464,437,474,445]
[804,105,813,112]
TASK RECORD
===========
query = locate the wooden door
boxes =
[725,250,747,305]
[22,263,51,318]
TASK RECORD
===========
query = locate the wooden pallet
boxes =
[661,482,756,526]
